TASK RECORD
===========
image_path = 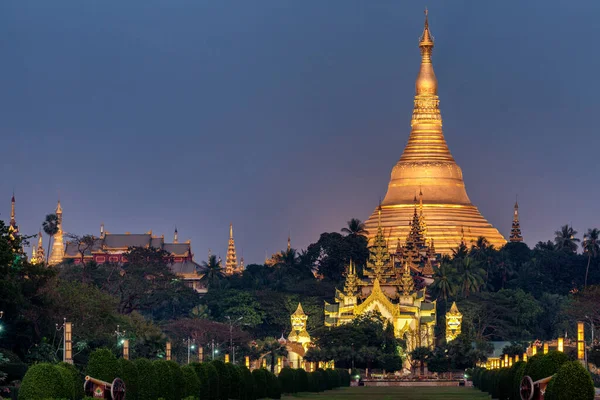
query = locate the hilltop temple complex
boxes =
[363,11,507,255]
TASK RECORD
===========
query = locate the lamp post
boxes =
[225,316,243,363]
[184,338,196,364]
[211,339,219,360]
[0,311,4,334]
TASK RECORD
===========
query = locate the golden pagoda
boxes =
[509,200,523,242]
[225,223,243,275]
[48,200,65,266]
[364,11,506,254]
[31,231,45,265]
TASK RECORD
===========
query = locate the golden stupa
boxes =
[364,12,506,254]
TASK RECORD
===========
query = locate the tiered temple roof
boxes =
[509,201,523,243]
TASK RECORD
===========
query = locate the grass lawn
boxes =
[282,386,490,400]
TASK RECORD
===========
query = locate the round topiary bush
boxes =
[265,370,281,399]
[225,363,242,399]
[181,365,201,399]
[278,367,296,394]
[55,363,76,400]
[200,362,219,400]
[18,363,64,400]
[294,368,309,392]
[153,359,174,400]
[314,369,328,391]
[210,360,230,400]
[133,358,158,400]
[544,361,595,400]
[337,369,350,387]
[86,348,122,383]
[166,360,185,400]
[57,361,84,400]
[497,367,513,400]
[239,365,255,400]
[528,351,570,382]
[523,353,543,381]
[251,369,267,399]
[117,358,138,400]
[513,361,527,400]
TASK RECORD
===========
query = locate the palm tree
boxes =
[458,257,485,298]
[554,225,580,253]
[256,337,287,373]
[42,213,59,262]
[430,262,456,301]
[341,218,368,237]
[199,255,224,288]
[583,228,600,289]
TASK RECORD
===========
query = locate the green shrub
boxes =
[497,367,513,400]
[86,349,121,383]
[224,363,242,399]
[153,360,174,400]
[265,370,281,399]
[238,365,255,400]
[210,361,230,400]
[307,371,320,392]
[55,364,76,400]
[1,362,28,382]
[544,361,595,400]
[117,358,138,400]
[58,362,84,400]
[182,365,201,399]
[326,369,341,388]
[528,351,570,382]
[199,363,219,400]
[315,368,330,390]
[133,358,158,400]
[294,368,309,392]
[338,369,350,387]
[190,363,208,400]
[509,362,526,400]
[251,369,267,399]
[278,367,296,394]
[166,361,185,400]
[18,363,64,400]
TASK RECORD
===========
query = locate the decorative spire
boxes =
[343,260,359,296]
[10,193,17,230]
[31,230,45,265]
[509,199,523,243]
[287,233,291,252]
[174,227,179,243]
[48,199,65,266]
[225,223,238,275]
[100,222,105,239]
[398,261,415,296]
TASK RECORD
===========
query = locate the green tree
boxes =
[410,347,432,375]
[341,218,367,237]
[254,337,287,373]
[201,255,225,289]
[554,225,580,253]
[458,257,485,298]
[582,228,599,289]
[430,262,456,301]
[42,213,59,263]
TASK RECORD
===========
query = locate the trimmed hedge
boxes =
[238,365,255,400]
[153,360,174,400]
[544,361,595,400]
[325,369,341,389]
[210,361,230,400]
[57,362,85,399]
[166,360,185,400]
[18,363,64,400]
[225,363,242,400]
[199,362,219,400]
[133,358,158,400]
[251,369,267,399]
[86,348,121,383]
[294,368,309,392]
[338,369,351,387]
[181,365,201,399]
[529,351,570,382]
[513,362,527,400]
[117,358,138,400]
[278,367,296,394]
[265,370,281,399]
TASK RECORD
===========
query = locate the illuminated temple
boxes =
[325,208,438,353]
[364,12,506,254]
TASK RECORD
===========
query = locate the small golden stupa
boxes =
[364,11,506,254]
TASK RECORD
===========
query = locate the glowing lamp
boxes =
[225,353,230,363]
[166,342,172,361]
[123,340,129,360]
[558,337,564,352]
[532,345,537,356]
[65,322,73,364]
[523,353,527,362]
[543,343,548,354]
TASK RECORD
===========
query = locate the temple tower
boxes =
[225,223,238,275]
[509,200,523,243]
[48,200,65,266]
[445,302,463,342]
[31,231,45,265]
[364,11,506,254]
[9,194,17,232]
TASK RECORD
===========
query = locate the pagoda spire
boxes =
[48,200,65,265]
[174,227,179,243]
[10,193,17,230]
[31,230,45,264]
[225,223,238,275]
[287,233,291,252]
[509,199,524,243]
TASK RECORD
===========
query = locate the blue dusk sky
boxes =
[1,1,599,263]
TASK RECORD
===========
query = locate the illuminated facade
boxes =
[445,302,462,342]
[324,211,437,353]
[364,12,506,254]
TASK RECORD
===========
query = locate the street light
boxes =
[184,337,196,364]
[225,316,243,363]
